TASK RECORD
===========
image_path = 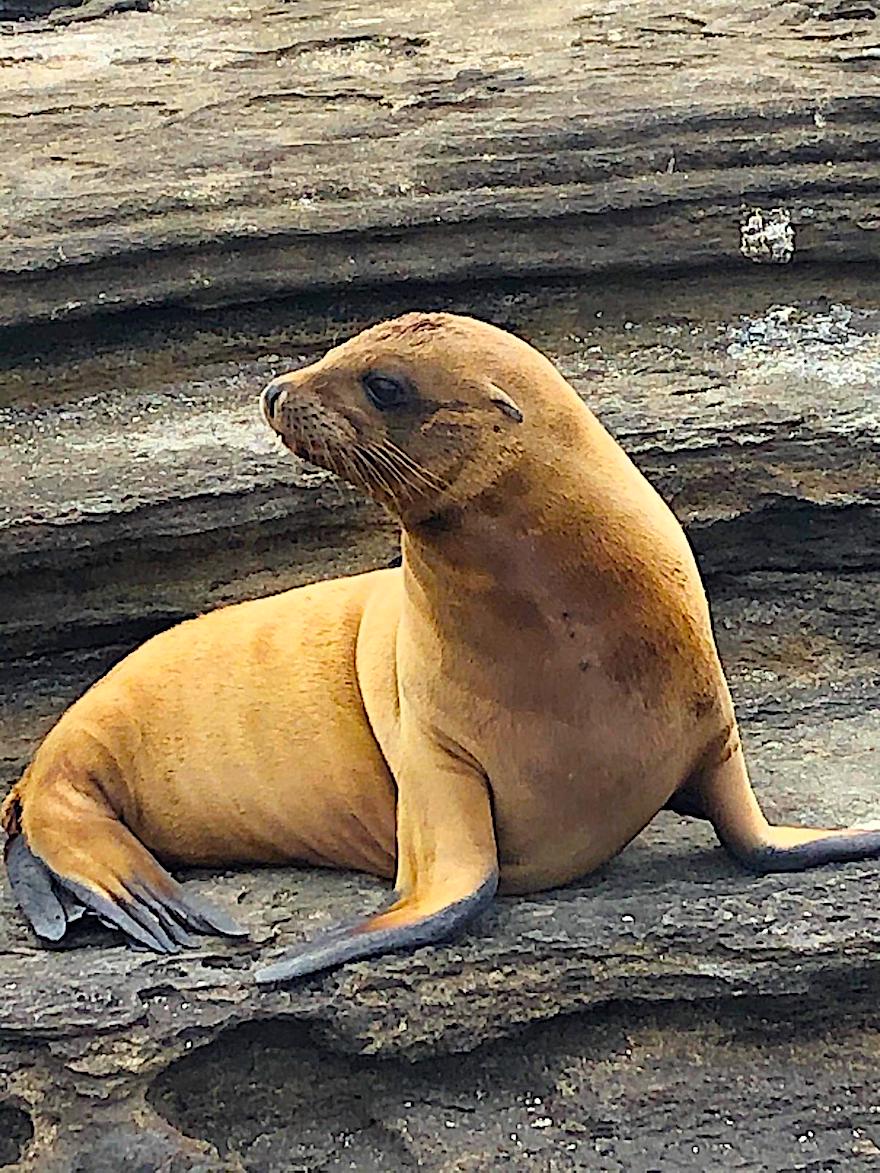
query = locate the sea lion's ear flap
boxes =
[487,383,524,424]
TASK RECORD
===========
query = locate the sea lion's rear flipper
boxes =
[255,743,498,984]
[2,777,246,952]
[674,738,880,873]
[4,833,70,941]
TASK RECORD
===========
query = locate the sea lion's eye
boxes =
[362,371,408,411]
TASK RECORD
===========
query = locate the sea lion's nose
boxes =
[262,380,286,420]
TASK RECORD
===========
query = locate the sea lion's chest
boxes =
[394,556,716,885]
[404,643,685,878]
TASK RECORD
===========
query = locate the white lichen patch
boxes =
[726,302,880,392]
[740,207,795,264]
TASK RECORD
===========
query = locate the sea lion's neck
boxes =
[400,411,691,640]
[405,455,602,610]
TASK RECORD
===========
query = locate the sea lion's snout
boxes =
[260,368,362,471]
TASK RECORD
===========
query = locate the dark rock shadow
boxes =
[149,979,880,1172]
[0,1103,34,1169]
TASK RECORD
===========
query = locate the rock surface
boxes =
[2,0,880,329]
[149,985,880,1171]
[1,688,880,1168]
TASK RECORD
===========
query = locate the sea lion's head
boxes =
[260,312,575,523]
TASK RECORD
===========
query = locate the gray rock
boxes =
[3,0,880,328]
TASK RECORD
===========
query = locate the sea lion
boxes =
[3,311,879,982]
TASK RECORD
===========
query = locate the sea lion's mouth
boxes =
[261,379,332,466]
[280,426,348,479]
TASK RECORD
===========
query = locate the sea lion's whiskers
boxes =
[356,447,398,501]
[369,445,424,496]
[299,431,339,501]
[349,448,387,498]
[371,442,438,496]
[344,450,375,496]
[346,450,370,491]
[389,439,447,487]
[381,440,447,492]
[320,436,352,506]
[362,444,420,501]
[373,443,441,503]
[323,438,362,493]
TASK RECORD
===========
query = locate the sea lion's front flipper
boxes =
[675,737,880,873]
[2,775,247,952]
[255,743,498,983]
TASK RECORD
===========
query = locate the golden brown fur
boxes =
[4,311,879,977]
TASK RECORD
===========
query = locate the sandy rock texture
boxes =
[1,0,879,328]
